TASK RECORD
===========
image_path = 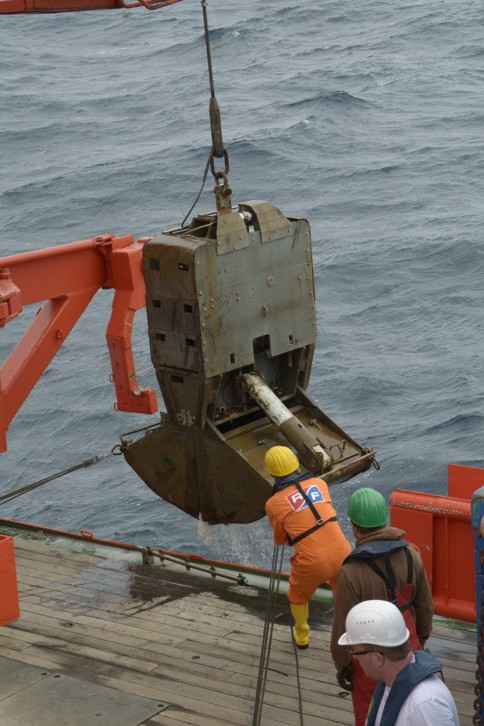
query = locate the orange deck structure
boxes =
[0,0,181,13]
[390,463,484,624]
[0,237,158,453]
[0,535,20,626]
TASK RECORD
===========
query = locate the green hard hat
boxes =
[348,488,387,528]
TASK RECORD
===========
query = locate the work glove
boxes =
[337,665,353,692]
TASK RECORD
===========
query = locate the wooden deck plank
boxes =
[13,537,104,565]
[10,609,186,652]
[13,552,102,572]
[6,612,341,695]
[10,605,341,689]
[143,711,244,726]
[2,535,477,726]
[17,599,239,644]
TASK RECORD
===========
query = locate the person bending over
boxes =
[265,445,350,649]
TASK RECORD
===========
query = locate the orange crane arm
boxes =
[0,234,158,453]
[0,0,181,14]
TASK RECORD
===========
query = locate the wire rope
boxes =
[251,540,307,726]
[0,445,123,506]
[290,628,305,725]
[252,543,285,725]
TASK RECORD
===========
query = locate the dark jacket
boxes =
[330,526,434,672]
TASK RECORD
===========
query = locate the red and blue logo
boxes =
[286,485,325,511]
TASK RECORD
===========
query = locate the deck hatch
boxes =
[0,656,170,725]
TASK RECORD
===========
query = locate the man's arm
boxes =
[265,498,289,545]
[410,549,434,644]
[330,566,359,671]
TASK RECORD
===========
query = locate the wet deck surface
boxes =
[0,534,477,725]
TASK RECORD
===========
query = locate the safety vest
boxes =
[344,540,421,650]
[365,650,442,726]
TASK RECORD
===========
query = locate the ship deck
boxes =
[0,532,477,726]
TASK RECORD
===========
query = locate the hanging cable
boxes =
[0,445,123,506]
[252,542,307,726]
[201,0,222,158]
[252,543,285,726]
[181,0,232,223]
[290,628,306,726]
[181,154,211,227]
[200,0,232,210]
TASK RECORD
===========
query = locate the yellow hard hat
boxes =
[265,446,299,477]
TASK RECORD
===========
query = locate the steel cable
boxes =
[290,629,305,725]
[0,445,123,506]
[251,541,306,726]
[252,542,285,725]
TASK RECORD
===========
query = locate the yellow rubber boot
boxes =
[290,602,310,649]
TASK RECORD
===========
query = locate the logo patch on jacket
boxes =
[286,485,325,511]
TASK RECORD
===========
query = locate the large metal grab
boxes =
[123,200,375,524]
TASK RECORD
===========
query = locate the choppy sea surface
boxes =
[1,0,483,569]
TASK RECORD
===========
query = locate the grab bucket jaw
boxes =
[123,200,374,523]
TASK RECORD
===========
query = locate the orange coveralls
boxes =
[265,477,351,603]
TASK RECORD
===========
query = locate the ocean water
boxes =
[1,0,483,568]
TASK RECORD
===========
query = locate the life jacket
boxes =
[365,650,442,726]
[280,477,337,546]
[345,540,421,650]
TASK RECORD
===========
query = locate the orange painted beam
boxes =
[0,235,157,452]
[0,0,181,12]
[448,463,484,500]
[106,240,158,414]
[0,0,121,12]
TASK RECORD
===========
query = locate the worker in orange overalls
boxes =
[265,445,351,648]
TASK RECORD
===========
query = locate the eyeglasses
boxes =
[350,649,385,658]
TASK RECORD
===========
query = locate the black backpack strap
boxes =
[383,552,398,604]
[398,547,414,612]
[365,558,392,591]
[365,553,398,604]
[404,545,413,584]
[289,517,338,545]
[294,481,322,521]
[287,481,337,546]
[365,547,414,610]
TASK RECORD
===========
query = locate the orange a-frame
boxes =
[0,235,158,452]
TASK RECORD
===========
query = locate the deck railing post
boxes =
[471,486,484,724]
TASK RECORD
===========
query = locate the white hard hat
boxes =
[338,600,410,648]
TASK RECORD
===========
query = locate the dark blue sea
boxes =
[1,0,483,568]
